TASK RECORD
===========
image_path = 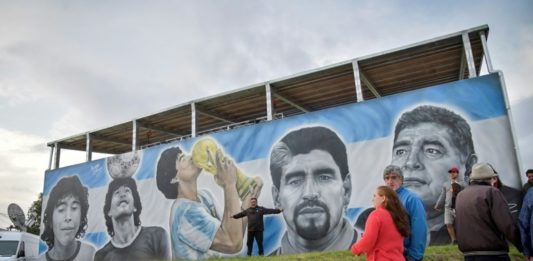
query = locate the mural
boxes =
[40,73,520,260]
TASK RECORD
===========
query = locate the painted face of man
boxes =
[108,185,136,220]
[52,195,81,248]
[392,122,465,216]
[175,152,201,182]
[274,149,347,241]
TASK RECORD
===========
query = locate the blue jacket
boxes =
[519,188,533,256]
[396,186,427,260]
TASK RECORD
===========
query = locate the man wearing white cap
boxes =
[455,162,521,260]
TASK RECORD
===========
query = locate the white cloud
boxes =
[0,129,46,228]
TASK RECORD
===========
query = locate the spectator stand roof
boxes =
[47,25,492,170]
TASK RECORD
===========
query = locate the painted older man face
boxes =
[392,122,465,217]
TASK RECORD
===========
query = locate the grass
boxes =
[203,245,526,261]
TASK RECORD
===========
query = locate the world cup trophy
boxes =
[192,138,258,200]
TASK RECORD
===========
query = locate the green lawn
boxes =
[203,245,525,261]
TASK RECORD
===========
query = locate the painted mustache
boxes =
[294,199,329,217]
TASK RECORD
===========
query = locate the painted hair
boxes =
[41,176,89,249]
[156,146,182,199]
[103,177,142,236]
[394,105,475,161]
[269,126,349,189]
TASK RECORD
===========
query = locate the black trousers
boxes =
[246,230,263,256]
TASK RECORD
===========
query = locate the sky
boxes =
[0,0,532,228]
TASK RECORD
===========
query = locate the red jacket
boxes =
[351,206,405,261]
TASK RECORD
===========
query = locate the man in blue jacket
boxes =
[383,164,427,261]
[519,184,533,259]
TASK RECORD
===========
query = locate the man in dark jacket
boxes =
[232,198,283,256]
[455,162,522,260]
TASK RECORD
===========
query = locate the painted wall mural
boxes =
[40,73,521,260]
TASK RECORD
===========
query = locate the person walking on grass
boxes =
[352,186,410,261]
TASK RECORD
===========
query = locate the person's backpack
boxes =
[450,182,463,209]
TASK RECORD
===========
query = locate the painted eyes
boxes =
[286,174,334,186]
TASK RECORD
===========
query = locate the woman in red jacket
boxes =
[352,186,410,260]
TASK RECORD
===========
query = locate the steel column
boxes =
[132,120,139,152]
[191,103,197,138]
[53,142,60,169]
[48,146,54,170]
[86,133,92,162]
[479,31,494,73]
[352,60,364,102]
[462,33,477,78]
[266,83,273,121]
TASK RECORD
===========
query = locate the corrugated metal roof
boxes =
[48,25,489,159]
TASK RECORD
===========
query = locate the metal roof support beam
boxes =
[462,33,477,78]
[458,48,467,80]
[132,120,140,152]
[351,60,364,102]
[479,31,494,73]
[48,145,54,170]
[86,133,92,162]
[91,134,131,146]
[191,103,197,138]
[54,142,61,169]
[272,91,310,113]
[137,121,183,136]
[195,104,236,124]
[265,83,273,121]
[360,71,381,98]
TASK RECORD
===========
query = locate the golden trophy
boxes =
[192,138,257,200]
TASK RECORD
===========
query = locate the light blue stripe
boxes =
[44,73,506,190]
[43,159,109,195]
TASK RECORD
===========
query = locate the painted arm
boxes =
[210,150,244,253]
[434,185,446,210]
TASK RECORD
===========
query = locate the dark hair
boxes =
[103,177,142,236]
[526,169,533,176]
[41,176,89,249]
[156,146,182,199]
[269,126,349,189]
[376,186,410,237]
[394,105,475,161]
